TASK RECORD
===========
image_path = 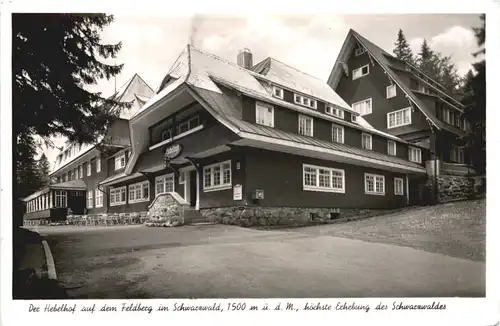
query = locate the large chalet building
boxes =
[327,29,472,176]
[23,44,432,225]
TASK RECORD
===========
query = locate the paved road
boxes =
[34,224,485,299]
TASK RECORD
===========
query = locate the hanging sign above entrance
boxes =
[164,143,183,161]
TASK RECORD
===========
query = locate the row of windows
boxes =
[303,164,405,196]
[438,107,470,131]
[161,115,201,142]
[256,101,421,163]
[56,157,102,183]
[26,190,67,212]
[87,188,104,208]
[271,85,347,121]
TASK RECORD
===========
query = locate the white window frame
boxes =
[78,165,83,179]
[351,98,372,116]
[332,124,344,144]
[294,94,317,109]
[351,115,357,123]
[95,188,103,208]
[96,157,101,172]
[109,186,127,206]
[54,190,67,208]
[115,153,126,170]
[394,178,404,196]
[387,107,412,129]
[326,105,344,119]
[272,86,284,99]
[387,140,397,156]
[409,146,422,163]
[365,173,385,195]
[155,173,175,195]
[362,133,372,150]
[87,161,91,176]
[128,181,150,204]
[179,171,186,184]
[355,47,366,56]
[298,115,314,137]
[87,190,93,208]
[203,160,232,192]
[386,84,397,99]
[202,160,233,192]
[302,164,345,193]
[352,64,370,80]
[255,101,274,128]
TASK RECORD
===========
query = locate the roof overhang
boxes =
[232,133,426,174]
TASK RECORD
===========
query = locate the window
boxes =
[298,115,314,137]
[162,129,173,141]
[352,64,369,80]
[409,146,422,163]
[365,173,385,195]
[115,153,126,170]
[386,85,396,99]
[272,86,283,99]
[78,165,83,179]
[87,190,93,208]
[178,121,189,134]
[443,108,451,123]
[387,140,397,156]
[351,115,357,123]
[303,164,345,193]
[394,178,404,196]
[326,106,344,119]
[352,98,372,116]
[54,190,67,208]
[255,102,274,127]
[387,107,411,128]
[332,124,344,144]
[455,115,461,128]
[362,133,372,150]
[109,186,126,206]
[179,171,186,184]
[155,174,174,195]
[294,94,317,109]
[203,160,231,191]
[96,157,101,173]
[355,47,366,56]
[450,146,465,164]
[129,181,150,203]
[87,162,91,176]
[95,188,103,208]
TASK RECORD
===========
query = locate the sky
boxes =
[39,13,482,165]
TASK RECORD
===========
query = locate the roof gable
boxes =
[328,29,445,131]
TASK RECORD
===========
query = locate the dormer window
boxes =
[272,86,283,99]
[355,47,366,56]
[326,106,344,119]
[351,115,357,123]
[294,94,317,110]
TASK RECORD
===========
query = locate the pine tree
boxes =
[393,29,414,64]
[12,14,128,145]
[37,153,52,187]
[461,14,486,175]
[12,14,127,221]
[416,39,441,82]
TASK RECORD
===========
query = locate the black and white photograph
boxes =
[0,1,497,324]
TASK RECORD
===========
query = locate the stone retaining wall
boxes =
[200,206,396,227]
[145,192,188,227]
[436,175,475,203]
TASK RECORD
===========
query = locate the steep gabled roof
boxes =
[327,29,465,136]
[51,73,153,174]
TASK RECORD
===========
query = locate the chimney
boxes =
[237,48,253,70]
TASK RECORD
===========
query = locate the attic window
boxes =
[326,106,344,119]
[351,115,357,123]
[352,65,370,80]
[355,47,366,56]
[272,86,283,99]
[294,94,317,110]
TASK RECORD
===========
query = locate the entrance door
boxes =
[189,170,197,207]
